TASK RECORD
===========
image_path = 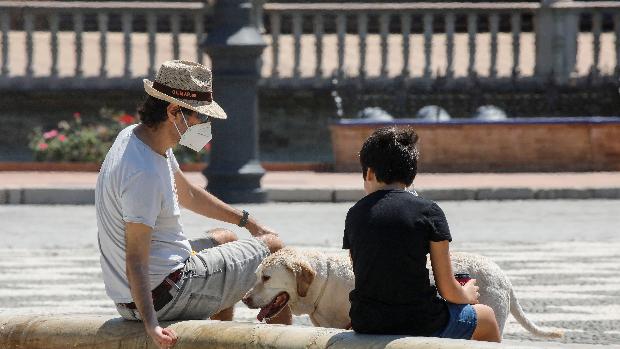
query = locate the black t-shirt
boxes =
[342,189,452,336]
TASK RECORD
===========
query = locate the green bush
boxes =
[28,109,209,164]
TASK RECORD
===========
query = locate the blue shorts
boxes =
[432,303,477,340]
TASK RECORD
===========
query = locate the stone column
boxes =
[203,0,267,203]
[535,0,578,83]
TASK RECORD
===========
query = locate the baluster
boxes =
[467,13,477,77]
[98,13,108,78]
[122,13,132,78]
[73,13,84,78]
[292,12,302,80]
[489,13,499,78]
[379,13,389,78]
[270,12,281,78]
[358,13,368,79]
[147,12,157,78]
[24,12,34,78]
[252,0,265,32]
[511,13,521,78]
[313,14,324,79]
[445,13,455,79]
[423,14,433,79]
[591,12,602,77]
[336,13,346,79]
[400,13,411,78]
[49,13,59,78]
[615,13,620,77]
[194,12,204,64]
[1,12,10,77]
[171,13,181,60]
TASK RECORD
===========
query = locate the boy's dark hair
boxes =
[137,95,192,128]
[359,127,419,186]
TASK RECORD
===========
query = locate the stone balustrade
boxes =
[263,1,620,86]
[0,1,619,89]
[0,1,209,89]
[264,2,539,84]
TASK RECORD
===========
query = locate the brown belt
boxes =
[121,268,184,312]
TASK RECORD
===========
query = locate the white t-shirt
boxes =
[96,124,192,303]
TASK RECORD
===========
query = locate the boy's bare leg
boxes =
[210,307,234,321]
[266,305,292,325]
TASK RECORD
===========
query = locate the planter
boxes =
[329,117,620,172]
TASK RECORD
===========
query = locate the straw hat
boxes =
[143,60,227,119]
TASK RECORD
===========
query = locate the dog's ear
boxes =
[254,264,264,279]
[295,261,316,298]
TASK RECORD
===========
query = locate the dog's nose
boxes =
[242,295,252,306]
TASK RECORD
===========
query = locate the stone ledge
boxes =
[22,188,95,205]
[420,189,478,201]
[0,314,575,349]
[267,188,333,202]
[1,187,619,205]
[475,188,536,200]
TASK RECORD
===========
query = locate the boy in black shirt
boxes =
[343,127,500,342]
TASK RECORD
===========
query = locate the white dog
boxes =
[243,247,562,339]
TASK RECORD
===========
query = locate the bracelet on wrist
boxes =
[238,210,250,228]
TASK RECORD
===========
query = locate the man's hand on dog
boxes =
[246,219,279,237]
[462,279,480,305]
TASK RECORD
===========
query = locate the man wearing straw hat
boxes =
[96,60,290,349]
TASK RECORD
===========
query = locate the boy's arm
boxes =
[429,240,479,305]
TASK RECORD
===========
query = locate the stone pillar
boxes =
[535,0,578,83]
[203,0,267,203]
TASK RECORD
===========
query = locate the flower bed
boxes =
[28,109,209,166]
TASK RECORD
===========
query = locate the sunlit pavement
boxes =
[1,201,618,345]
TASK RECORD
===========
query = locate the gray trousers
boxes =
[116,237,269,321]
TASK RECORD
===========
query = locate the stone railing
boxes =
[0,1,210,89]
[1,1,619,89]
[261,1,620,87]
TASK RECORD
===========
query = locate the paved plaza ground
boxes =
[0,200,618,346]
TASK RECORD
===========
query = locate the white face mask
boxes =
[173,110,212,152]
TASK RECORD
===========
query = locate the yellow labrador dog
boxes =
[242,247,562,339]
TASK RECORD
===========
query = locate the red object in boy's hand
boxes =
[454,273,471,286]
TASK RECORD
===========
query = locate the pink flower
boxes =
[43,129,59,140]
[38,142,48,150]
[204,143,211,151]
[119,114,135,125]
[58,134,67,142]
[73,112,81,121]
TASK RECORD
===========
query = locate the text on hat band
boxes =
[153,81,213,102]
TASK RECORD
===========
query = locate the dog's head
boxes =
[242,247,316,321]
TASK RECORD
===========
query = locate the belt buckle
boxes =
[164,269,183,291]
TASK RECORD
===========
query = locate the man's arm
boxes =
[174,170,275,236]
[429,240,479,305]
[125,222,177,349]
